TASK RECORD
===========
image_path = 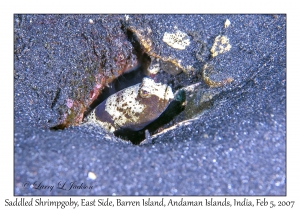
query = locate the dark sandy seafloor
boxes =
[14,14,286,195]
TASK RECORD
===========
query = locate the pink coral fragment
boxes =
[66,99,74,108]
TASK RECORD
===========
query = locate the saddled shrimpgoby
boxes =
[87,77,175,133]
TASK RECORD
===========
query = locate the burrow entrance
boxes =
[83,27,204,145]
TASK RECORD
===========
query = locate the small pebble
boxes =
[224,19,231,28]
[88,172,97,180]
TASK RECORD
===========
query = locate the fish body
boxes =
[88,77,174,132]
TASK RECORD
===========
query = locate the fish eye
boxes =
[139,89,151,98]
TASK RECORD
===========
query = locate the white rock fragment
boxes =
[224,19,231,28]
[88,172,97,180]
[125,15,129,21]
[163,30,190,50]
[89,19,94,24]
[210,35,232,58]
